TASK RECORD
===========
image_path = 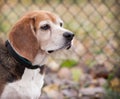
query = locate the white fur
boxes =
[1,54,46,99]
[1,12,73,99]
[37,20,71,52]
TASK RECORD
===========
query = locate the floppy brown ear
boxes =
[9,17,39,62]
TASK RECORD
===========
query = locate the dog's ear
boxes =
[9,16,39,62]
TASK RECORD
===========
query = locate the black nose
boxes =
[63,32,74,40]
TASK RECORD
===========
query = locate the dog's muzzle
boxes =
[63,32,74,41]
[63,32,74,49]
[47,32,74,53]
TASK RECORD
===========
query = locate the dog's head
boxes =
[9,10,74,62]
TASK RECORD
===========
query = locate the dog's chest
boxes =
[1,69,44,99]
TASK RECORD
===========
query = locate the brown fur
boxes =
[0,39,25,95]
[9,11,57,62]
[0,11,63,97]
[9,17,39,62]
[0,11,57,95]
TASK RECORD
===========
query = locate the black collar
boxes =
[5,40,44,70]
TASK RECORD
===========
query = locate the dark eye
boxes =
[40,24,50,30]
[60,23,63,27]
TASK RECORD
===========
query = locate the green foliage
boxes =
[85,59,96,68]
[108,73,114,81]
[104,89,120,99]
[61,59,78,68]
[71,68,82,82]
[0,21,10,33]
[104,76,120,99]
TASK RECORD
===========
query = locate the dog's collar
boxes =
[5,40,45,71]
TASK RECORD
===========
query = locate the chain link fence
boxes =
[0,0,120,98]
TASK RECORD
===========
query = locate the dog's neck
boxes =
[6,40,47,69]
[21,52,47,80]
[0,42,26,83]
[33,52,47,66]
[5,40,47,82]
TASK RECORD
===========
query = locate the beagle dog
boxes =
[0,10,74,99]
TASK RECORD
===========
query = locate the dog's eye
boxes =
[41,24,50,30]
[60,23,63,27]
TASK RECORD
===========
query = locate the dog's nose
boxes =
[63,32,74,40]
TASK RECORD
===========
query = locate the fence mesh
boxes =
[0,0,120,98]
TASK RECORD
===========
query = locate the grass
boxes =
[61,59,78,68]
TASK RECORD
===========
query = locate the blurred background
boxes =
[0,0,120,99]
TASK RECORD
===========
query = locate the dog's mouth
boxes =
[47,42,72,53]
